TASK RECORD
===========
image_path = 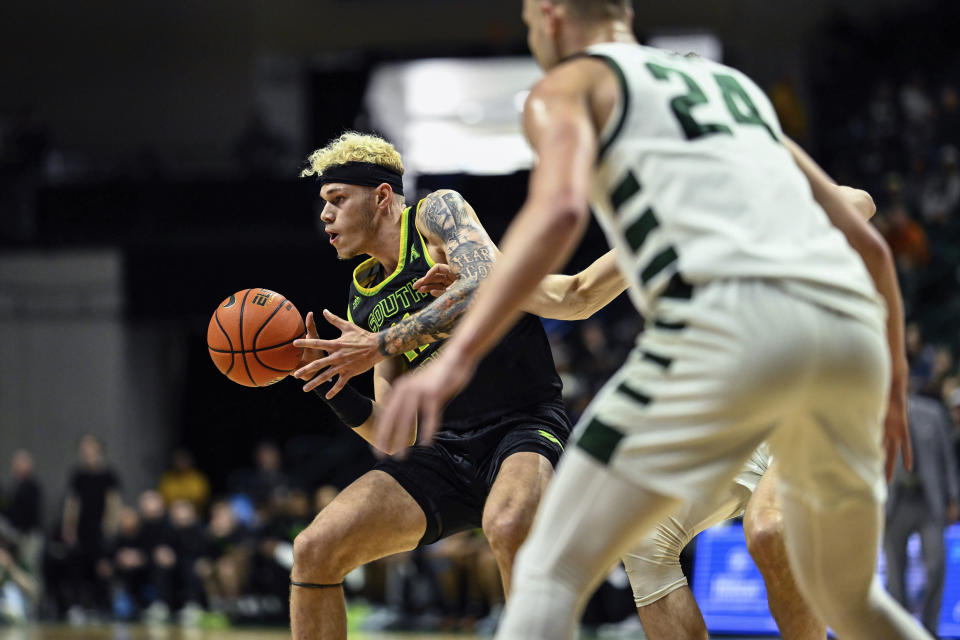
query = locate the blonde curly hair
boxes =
[300,132,404,178]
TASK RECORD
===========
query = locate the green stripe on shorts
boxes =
[538,429,563,450]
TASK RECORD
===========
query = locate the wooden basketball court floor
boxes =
[0,628,480,640]
[0,625,779,639]
[0,629,486,640]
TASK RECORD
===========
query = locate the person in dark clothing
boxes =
[250,489,312,604]
[227,442,293,510]
[110,506,150,617]
[5,450,42,536]
[249,442,292,508]
[167,499,208,612]
[136,490,177,620]
[61,434,121,618]
[2,450,43,585]
[196,500,252,614]
[885,393,960,636]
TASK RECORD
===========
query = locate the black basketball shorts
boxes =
[374,398,571,546]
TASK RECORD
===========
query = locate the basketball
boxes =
[206,288,306,387]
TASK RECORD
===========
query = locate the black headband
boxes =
[319,161,404,196]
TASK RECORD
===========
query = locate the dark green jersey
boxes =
[347,200,562,431]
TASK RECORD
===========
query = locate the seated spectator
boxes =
[248,489,314,616]
[229,442,293,509]
[196,501,252,616]
[4,450,42,541]
[167,500,208,623]
[907,322,937,392]
[920,145,960,227]
[939,85,960,144]
[427,531,503,632]
[110,506,149,619]
[158,449,210,513]
[1,449,42,601]
[0,542,38,623]
[131,491,179,623]
[881,190,930,270]
[921,345,956,399]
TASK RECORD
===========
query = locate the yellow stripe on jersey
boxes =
[352,206,411,296]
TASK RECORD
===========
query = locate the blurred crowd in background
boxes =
[0,436,580,632]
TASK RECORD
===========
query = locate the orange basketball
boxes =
[207,288,306,387]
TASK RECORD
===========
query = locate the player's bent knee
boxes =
[623,546,686,609]
[484,510,531,559]
[292,524,352,581]
[744,509,784,568]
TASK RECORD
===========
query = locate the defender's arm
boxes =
[836,186,877,220]
[785,136,910,480]
[417,249,627,321]
[518,249,626,320]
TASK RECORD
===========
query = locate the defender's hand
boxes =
[414,263,458,297]
[375,350,476,456]
[293,310,383,397]
[882,386,912,483]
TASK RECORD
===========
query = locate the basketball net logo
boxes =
[251,290,274,307]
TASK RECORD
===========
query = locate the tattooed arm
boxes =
[378,189,497,355]
[292,189,499,396]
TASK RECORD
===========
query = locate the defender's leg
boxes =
[626,480,749,640]
[743,464,826,640]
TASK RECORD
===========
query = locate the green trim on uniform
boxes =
[625,208,659,253]
[577,418,624,465]
[660,273,693,300]
[653,319,687,331]
[588,54,630,161]
[616,382,651,406]
[642,351,673,369]
[352,206,411,296]
[641,246,678,285]
[538,429,564,450]
[611,170,641,211]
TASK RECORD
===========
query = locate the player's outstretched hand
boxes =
[292,309,384,398]
[882,386,912,483]
[375,350,476,456]
[413,264,457,297]
[295,311,325,368]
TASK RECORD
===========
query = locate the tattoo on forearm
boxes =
[377,190,496,357]
[451,245,493,279]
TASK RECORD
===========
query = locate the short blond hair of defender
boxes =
[301,132,404,179]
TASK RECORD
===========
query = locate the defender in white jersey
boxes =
[376,1,926,639]
[418,203,875,639]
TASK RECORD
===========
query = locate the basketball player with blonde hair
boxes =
[375,0,931,639]
[287,131,580,640]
